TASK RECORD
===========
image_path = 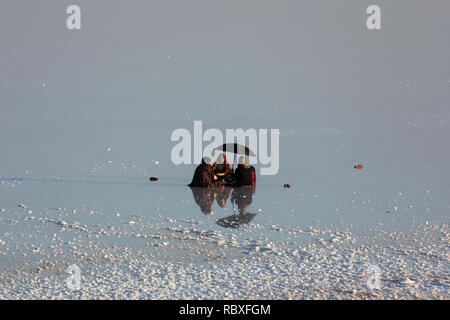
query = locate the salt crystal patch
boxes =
[398,278,415,285]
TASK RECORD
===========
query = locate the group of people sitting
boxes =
[188,153,255,188]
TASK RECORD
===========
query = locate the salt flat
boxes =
[1,1,449,299]
[0,178,448,299]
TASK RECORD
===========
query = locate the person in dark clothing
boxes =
[188,156,216,187]
[212,153,232,176]
[213,153,238,185]
[234,156,256,187]
[230,187,255,214]
[189,186,215,214]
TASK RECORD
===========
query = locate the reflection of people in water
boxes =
[215,186,231,208]
[217,187,257,228]
[189,185,232,214]
[189,186,215,214]
[190,185,257,228]
[230,187,254,214]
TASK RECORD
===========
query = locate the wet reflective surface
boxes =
[1,172,447,251]
[190,186,257,228]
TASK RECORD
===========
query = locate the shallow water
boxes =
[0,167,447,266]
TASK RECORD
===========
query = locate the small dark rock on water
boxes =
[149,177,159,182]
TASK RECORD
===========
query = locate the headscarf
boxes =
[188,156,215,187]
[202,156,211,165]
[238,156,250,169]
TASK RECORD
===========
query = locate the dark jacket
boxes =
[234,165,255,187]
[188,160,215,187]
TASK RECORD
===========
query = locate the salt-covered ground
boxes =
[1,1,449,299]
[0,207,448,299]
